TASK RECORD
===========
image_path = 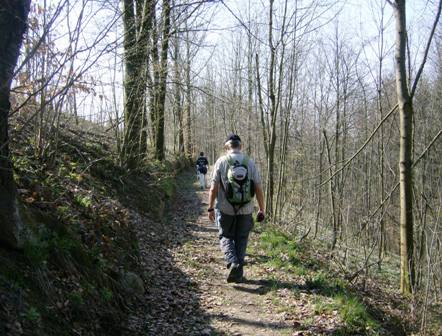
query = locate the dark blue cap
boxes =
[225,134,241,144]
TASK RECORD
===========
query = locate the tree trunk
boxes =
[150,8,159,150]
[154,0,171,161]
[122,0,153,168]
[122,0,142,168]
[392,0,415,295]
[246,28,253,155]
[265,0,276,216]
[172,27,184,154]
[184,27,192,158]
[0,0,31,248]
[377,10,387,267]
[122,0,140,168]
[323,130,338,250]
[138,0,154,158]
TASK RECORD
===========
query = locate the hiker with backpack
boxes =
[207,134,265,283]
[196,152,209,189]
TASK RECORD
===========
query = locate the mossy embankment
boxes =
[1,119,188,336]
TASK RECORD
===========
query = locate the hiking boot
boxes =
[227,263,241,283]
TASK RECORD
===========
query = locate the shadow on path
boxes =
[127,170,224,336]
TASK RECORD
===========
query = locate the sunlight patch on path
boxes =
[172,182,294,336]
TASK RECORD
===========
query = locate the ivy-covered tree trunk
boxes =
[122,0,153,169]
[0,0,31,248]
[122,0,141,169]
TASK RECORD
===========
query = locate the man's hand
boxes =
[208,210,215,222]
[207,182,219,223]
[256,210,265,222]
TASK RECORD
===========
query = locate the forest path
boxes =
[170,171,294,336]
[130,171,405,336]
[129,170,348,335]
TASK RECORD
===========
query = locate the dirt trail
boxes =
[129,171,407,336]
[171,175,294,336]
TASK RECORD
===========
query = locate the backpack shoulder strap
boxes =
[226,154,234,166]
[220,155,231,193]
[242,155,249,166]
[222,154,243,192]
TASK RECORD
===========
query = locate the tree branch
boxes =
[369,128,442,218]
[410,0,442,98]
[319,103,398,187]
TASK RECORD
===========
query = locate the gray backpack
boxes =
[224,155,255,205]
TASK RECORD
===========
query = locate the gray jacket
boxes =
[211,151,261,215]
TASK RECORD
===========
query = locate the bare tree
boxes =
[390,0,415,295]
[389,0,442,295]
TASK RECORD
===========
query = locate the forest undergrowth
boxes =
[1,115,187,335]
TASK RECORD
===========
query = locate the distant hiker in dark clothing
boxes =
[207,134,265,283]
[196,152,209,189]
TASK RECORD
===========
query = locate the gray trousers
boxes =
[216,211,254,266]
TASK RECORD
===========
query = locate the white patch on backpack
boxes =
[225,156,255,205]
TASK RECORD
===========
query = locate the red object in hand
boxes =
[256,211,265,222]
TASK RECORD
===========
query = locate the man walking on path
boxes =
[196,152,209,189]
[207,134,265,283]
